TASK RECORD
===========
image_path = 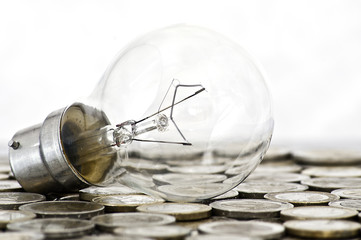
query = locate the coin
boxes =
[19,201,104,219]
[115,225,191,239]
[59,194,80,201]
[92,194,164,212]
[236,181,308,199]
[168,165,227,174]
[121,159,168,174]
[152,173,227,185]
[0,164,11,174]
[329,199,361,211]
[198,220,285,239]
[176,216,233,231]
[263,146,291,161]
[301,177,361,192]
[157,183,231,202]
[244,172,310,183]
[79,185,142,201]
[136,203,212,221]
[7,218,95,239]
[210,199,293,219]
[0,180,22,192]
[331,188,361,199]
[91,212,176,232]
[0,174,8,180]
[0,210,36,229]
[292,149,361,166]
[302,166,361,178]
[78,236,152,240]
[280,206,358,221]
[166,157,230,167]
[0,192,46,210]
[210,189,239,201]
[186,235,260,240]
[284,219,361,239]
[0,232,44,240]
[254,163,302,173]
[264,191,339,206]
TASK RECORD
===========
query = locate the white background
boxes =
[1,0,361,155]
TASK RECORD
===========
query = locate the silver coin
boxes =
[284,219,361,239]
[0,173,8,180]
[302,166,361,178]
[121,158,168,173]
[263,146,291,161]
[0,192,46,210]
[0,164,11,174]
[79,185,142,201]
[331,188,361,199]
[280,206,358,221]
[168,165,227,174]
[264,191,339,206]
[137,202,212,221]
[152,173,227,185]
[19,201,104,219]
[186,235,260,240]
[7,218,95,239]
[115,225,192,239]
[92,194,164,212]
[78,236,152,240]
[210,199,293,219]
[198,220,285,239]
[0,180,22,192]
[157,183,231,202]
[244,172,310,183]
[59,194,80,201]
[0,210,36,229]
[236,181,308,199]
[0,232,44,240]
[91,212,175,232]
[329,199,361,211]
[301,177,361,192]
[166,157,231,167]
[254,163,302,173]
[211,189,239,201]
[293,149,361,166]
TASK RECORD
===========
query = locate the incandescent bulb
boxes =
[8,25,273,202]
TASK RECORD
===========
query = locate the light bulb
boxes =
[8,25,273,202]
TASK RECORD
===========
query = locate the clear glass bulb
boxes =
[10,24,273,202]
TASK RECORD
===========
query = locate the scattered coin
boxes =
[210,199,293,219]
[0,180,22,192]
[254,163,302,173]
[331,188,361,199]
[115,225,192,239]
[136,203,212,221]
[264,191,339,206]
[0,164,11,174]
[293,149,361,166]
[152,173,227,185]
[7,218,95,239]
[92,194,164,212]
[168,165,227,174]
[78,236,152,240]
[0,210,36,229]
[302,166,361,178]
[329,199,361,211]
[79,185,142,201]
[0,192,46,210]
[284,219,361,239]
[158,183,231,202]
[0,232,44,240]
[280,206,358,221]
[263,146,291,161]
[209,189,239,202]
[0,174,8,180]
[166,157,230,167]
[301,177,361,192]
[91,212,176,232]
[121,159,168,174]
[186,235,260,240]
[236,181,308,199]
[198,220,285,239]
[244,172,310,183]
[19,201,104,219]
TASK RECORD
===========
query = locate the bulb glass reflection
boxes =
[61,25,273,202]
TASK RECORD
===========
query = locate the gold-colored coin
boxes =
[280,206,358,221]
[136,203,211,221]
[284,219,361,239]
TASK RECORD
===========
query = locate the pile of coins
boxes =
[1,147,361,239]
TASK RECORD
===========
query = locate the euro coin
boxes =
[0,180,22,192]
[115,225,191,239]
[329,199,361,211]
[0,192,45,210]
[293,149,361,166]
[331,188,361,199]
[79,185,142,201]
[264,191,339,206]
[301,177,361,192]
[0,210,36,229]
[302,166,361,178]
[280,206,358,221]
